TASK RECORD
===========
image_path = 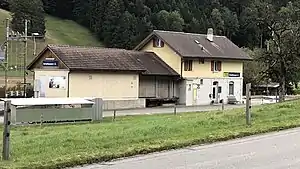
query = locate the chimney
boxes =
[207,28,214,42]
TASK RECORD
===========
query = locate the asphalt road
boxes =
[71,127,300,169]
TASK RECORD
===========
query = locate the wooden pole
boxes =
[245,83,252,125]
[2,100,11,160]
[174,104,177,115]
[113,110,116,121]
[221,100,224,111]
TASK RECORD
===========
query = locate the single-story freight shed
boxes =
[27,45,180,109]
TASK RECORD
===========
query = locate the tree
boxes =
[101,0,124,48]
[243,47,266,85]
[221,7,239,39]
[156,10,184,31]
[10,0,46,35]
[256,1,300,101]
[0,0,9,10]
[115,11,138,49]
[210,8,224,35]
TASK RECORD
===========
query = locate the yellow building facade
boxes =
[135,29,251,105]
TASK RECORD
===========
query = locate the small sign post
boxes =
[245,83,252,125]
[2,100,11,160]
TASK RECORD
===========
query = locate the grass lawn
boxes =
[1,100,300,168]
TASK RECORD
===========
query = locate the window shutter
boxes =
[217,61,222,71]
[211,61,214,71]
[161,41,165,47]
[152,38,156,47]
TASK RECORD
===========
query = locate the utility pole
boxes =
[23,19,28,98]
[4,18,9,98]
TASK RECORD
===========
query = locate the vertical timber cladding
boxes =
[139,75,177,98]
[32,50,69,98]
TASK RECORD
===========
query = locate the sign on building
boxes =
[42,60,58,66]
[223,72,241,78]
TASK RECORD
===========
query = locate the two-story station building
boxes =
[134,28,252,106]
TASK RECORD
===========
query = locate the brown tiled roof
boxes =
[48,45,145,72]
[134,30,252,60]
[28,45,179,76]
[131,52,179,76]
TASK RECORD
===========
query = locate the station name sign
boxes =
[223,72,241,77]
[43,58,58,67]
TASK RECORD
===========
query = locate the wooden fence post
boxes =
[2,100,11,160]
[113,110,116,121]
[245,83,252,125]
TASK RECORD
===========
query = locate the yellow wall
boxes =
[34,69,69,98]
[183,60,243,78]
[140,39,243,79]
[141,39,182,74]
[69,72,139,100]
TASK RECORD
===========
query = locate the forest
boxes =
[0,0,293,49]
[1,0,300,101]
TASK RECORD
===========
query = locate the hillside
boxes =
[0,9,102,87]
[0,9,102,47]
[0,9,102,78]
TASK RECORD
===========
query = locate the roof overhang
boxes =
[133,31,184,58]
[182,56,253,61]
[26,45,70,70]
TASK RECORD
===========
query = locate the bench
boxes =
[227,96,238,104]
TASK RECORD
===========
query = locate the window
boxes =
[153,37,164,47]
[211,61,222,72]
[218,86,222,93]
[184,60,193,71]
[229,81,234,95]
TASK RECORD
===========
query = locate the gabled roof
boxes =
[27,45,179,76]
[134,30,252,60]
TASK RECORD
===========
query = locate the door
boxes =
[212,87,216,99]
[212,81,219,103]
[186,81,193,106]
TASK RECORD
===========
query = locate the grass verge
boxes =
[1,100,300,168]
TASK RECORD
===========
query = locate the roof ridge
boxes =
[153,30,226,37]
[47,44,138,52]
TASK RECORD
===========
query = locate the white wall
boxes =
[183,78,243,105]
[34,69,69,98]
[178,80,187,105]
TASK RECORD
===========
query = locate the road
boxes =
[71,127,300,169]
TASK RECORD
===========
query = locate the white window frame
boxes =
[154,38,163,48]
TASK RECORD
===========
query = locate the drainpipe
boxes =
[67,72,70,97]
[180,58,184,79]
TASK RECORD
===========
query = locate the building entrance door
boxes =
[212,81,219,103]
